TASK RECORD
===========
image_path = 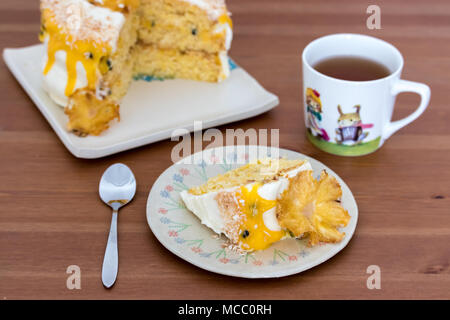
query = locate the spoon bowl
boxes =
[100,163,136,208]
[99,163,136,288]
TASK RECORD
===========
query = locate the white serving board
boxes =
[3,44,279,159]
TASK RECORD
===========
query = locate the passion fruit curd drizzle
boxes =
[237,184,286,251]
[218,13,232,29]
[39,0,126,99]
[41,14,111,97]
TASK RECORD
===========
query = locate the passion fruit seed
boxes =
[39,24,46,39]
[99,57,113,74]
[191,28,198,36]
[242,230,250,239]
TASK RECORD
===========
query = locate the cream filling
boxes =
[218,51,230,81]
[41,37,89,107]
[180,161,313,238]
[214,23,233,81]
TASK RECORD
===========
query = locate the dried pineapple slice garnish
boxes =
[276,170,350,246]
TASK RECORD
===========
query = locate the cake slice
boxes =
[39,0,233,136]
[181,159,350,252]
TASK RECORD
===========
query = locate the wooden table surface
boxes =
[1,0,449,300]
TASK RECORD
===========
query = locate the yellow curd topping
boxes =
[41,10,111,97]
[237,184,286,251]
[218,13,232,29]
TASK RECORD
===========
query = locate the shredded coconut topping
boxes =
[41,0,125,51]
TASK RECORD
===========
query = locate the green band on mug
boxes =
[307,130,381,156]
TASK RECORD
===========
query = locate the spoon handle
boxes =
[102,210,118,288]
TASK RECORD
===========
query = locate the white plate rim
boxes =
[146,146,358,278]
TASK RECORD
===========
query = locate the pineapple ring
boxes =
[276,170,350,246]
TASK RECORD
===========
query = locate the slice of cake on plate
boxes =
[39,0,232,136]
[180,158,351,252]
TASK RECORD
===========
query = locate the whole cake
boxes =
[181,159,351,252]
[39,0,233,136]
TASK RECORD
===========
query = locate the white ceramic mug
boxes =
[302,34,430,156]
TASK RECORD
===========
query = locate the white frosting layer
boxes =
[214,22,233,51]
[180,161,313,238]
[180,189,225,235]
[218,51,230,81]
[42,37,87,106]
[41,0,125,51]
[262,208,281,232]
[214,22,233,81]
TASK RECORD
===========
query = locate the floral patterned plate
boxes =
[146,146,358,278]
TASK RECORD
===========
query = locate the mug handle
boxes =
[383,80,431,140]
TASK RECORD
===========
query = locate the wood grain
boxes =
[0,0,449,300]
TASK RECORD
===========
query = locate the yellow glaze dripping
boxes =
[41,9,111,97]
[218,13,233,29]
[237,184,286,251]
